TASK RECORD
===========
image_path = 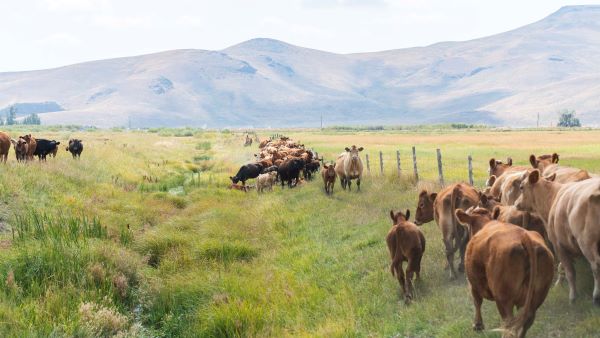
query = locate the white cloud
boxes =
[43,0,109,12]
[93,15,150,29]
[35,33,81,45]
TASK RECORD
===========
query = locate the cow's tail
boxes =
[450,185,461,248]
[505,234,538,338]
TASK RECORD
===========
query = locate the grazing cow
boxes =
[321,163,336,195]
[230,163,263,186]
[516,170,600,305]
[335,145,364,191]
[34,139,60,161]
[277,158,305,188]
[11,137,28,162]
[0,132,10,163]
[256,171,277,193]
[386,209,426,304]
[529,153,590,183]
[21,134,37,161]
[414,183,479,279]
[456,207,554,337]
[66,139,83,158]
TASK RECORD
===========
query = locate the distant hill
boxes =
[1,5,599,128]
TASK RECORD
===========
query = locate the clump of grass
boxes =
[195,299,265,337]
[196,241,258,263]
[196,141,212,151]
[78,302,137,337]
[12,211,106,244]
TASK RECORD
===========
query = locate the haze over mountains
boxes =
[1,5,599,128]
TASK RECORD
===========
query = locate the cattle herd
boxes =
[387,152,600,337]
[0,132,83,162]
[229,142,600,335]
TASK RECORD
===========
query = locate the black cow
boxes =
[278,158,305,188]
[230,163,263,186]
[34,139,60,161]
[66,139,83,159]
[261,165,278,174]
[304,159,320,180]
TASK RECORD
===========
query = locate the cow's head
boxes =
[529,153,559,173]
[344,145,363,163]
[390,209,410,225]
[414,190,437,225]
[229,176,240,184]
[515,169,556,213]
[488,157,513,178]
[455,207,492,238]
[14,137,28,153]
[477,191,500,211]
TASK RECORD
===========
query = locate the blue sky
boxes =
[0,0,590,71]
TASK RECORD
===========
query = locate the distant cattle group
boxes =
[384,151,600,337]
[0,132,83,162]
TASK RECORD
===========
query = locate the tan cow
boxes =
[456,207,554,337]
[0,132,10,163]
[516,170,600,305]
[321,163,336,195]
[491,205,547,239]
[386,209,426,304]
[529,153,590,183]
[256,172,277,193]
[335,145,364,191]
[487,157,529,185]
[415,183,479,279]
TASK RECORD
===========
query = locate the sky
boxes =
[0,0,591,72]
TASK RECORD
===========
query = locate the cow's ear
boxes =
[529,155,538,168]
[545,173,557,182]
[480,193,488,204]
[487,175,496,187]
[429,192,438,202]
[358,147,364,151]
[528,170,540,184]
[405,209,410,221]
[552,153,559,163]
[323,165,328,169]
[390,210,396,223]
[345,147,350,152]
[56,142,60,145]
[455,209,471,226]
[489,158,496,169]
[507,157,513,166]
[492,206,501,220]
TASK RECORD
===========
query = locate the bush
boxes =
[558,109,581,127]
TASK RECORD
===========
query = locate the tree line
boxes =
[0,106,41,125]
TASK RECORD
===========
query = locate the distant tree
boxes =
[557,109,581,127]
[5,106,17,125]
[0,117,4,126]
[22,113,41,125]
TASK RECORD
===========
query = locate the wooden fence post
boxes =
[468,155,474,186]
[436,148,444,187]
[412,146,419,182]
[379,151,384,175]
[396,150,401,177]
[366,154,371,173]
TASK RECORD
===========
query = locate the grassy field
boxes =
[0,127,599,337]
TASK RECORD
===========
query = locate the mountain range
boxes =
[1,5,599,128]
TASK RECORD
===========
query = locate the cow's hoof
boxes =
[593,296,600,307]
[458,263,465,273]
[404,296,412,305]
[473,323,484,331]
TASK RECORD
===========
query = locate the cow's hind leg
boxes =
[580,239,600,306]
[471,286,484,331]
[347,180,352,191]
[556,245,577,303]
[444,239,457,280]
[357,178,361,191]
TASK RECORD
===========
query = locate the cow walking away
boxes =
[456,207,554,338]
[386,209,426,304]
[321,163,336,195]
[335,145,364,191]
[66,139,83,158]
[414,183,479,279]
[0,132,10,163]
[516,170,600,305]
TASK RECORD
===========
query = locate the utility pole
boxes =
[536,112,539,128]
[320,113,323,130]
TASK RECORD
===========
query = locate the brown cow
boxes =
[386,209,426,304]
[21,134,37,161]
[516,170,600,305]
[0,132,10,163]
[456,207,554,337]
[491,205,547,239]
[415,183,479,279]
[10,137,29,162]
[321,163,336,195]
[529,153,590,183]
